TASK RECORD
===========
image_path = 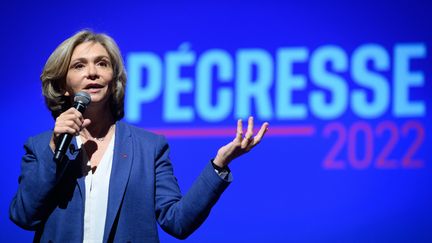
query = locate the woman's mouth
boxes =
[83,83,104,93]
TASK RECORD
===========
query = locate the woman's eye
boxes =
[73,63,84,69]
[98,61,110,67]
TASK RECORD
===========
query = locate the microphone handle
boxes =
[53,134,73,162]
[53,102,87,162]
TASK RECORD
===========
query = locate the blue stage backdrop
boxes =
[1,1,431,242]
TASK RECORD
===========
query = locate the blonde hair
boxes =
[40,29,126,120]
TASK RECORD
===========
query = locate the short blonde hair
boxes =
[41,29,127,120]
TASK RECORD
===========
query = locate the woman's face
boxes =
[65,41,114,105]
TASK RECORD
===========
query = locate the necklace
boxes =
[81,124,114,142]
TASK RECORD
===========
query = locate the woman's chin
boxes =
[87,95,110,106]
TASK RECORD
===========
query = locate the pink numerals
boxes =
[322,121,425,170]
[348,122,374,169]
[323,122,346,169]
[375,121,399,169]
[402,121,425,169]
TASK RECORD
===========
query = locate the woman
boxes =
[10,30,269,242]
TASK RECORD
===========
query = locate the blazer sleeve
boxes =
[9,134,71,230]
[154,135,231,239]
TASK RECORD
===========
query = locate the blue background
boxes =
[1,1,431,242]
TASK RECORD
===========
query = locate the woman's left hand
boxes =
[213,116,269,168]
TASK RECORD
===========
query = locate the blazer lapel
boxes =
[103,121,134,241]
[64,137,86,201]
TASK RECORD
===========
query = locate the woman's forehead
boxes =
[71,42,110,60]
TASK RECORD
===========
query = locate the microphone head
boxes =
[74,91,91,106]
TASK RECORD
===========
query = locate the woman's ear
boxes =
[60,79,71,97]
[63,85,72,97]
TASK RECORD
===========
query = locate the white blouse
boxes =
[76,135,115,243]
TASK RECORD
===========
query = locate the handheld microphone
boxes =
[53,91,91,162]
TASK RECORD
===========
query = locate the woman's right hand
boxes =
[49,108,91,151]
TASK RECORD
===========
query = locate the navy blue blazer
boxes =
[10,121,230,242]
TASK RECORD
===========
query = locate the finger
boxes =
[58,111,83,126]
[245,116,254,139]
[53,125,79,136]
[241,117,254,148]
[57,115,82,131]
[57,120,81,134]
[234,119,243,142]
[252,122,269,146]
[67,114,84,128]
[69,120,82,132]
[64,107,84,120]
[66,107,83,117]
[82,119,92,129]
[71,108,84,122]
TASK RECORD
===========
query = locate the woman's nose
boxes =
[86,64,99,80]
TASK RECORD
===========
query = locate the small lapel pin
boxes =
[69,144,77,154]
